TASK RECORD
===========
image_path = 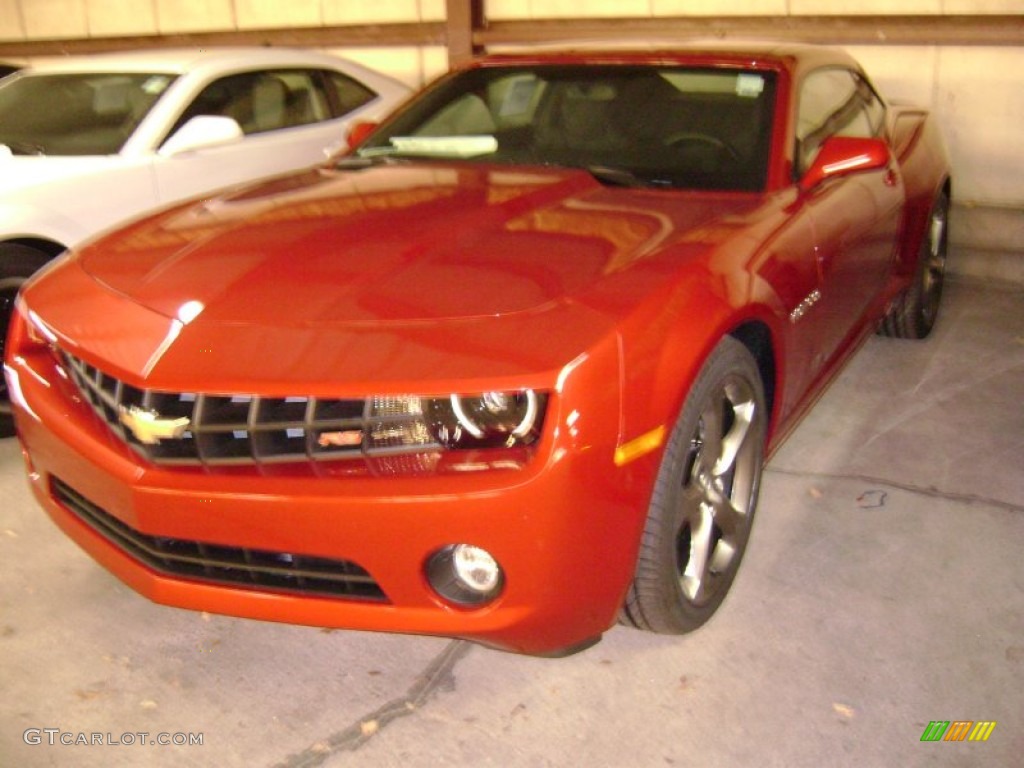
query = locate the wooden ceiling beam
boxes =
[476,15,1024,48]
[0,13,1019,59]
[0,22,447,58]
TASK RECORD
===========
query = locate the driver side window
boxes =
[796,68,885,176]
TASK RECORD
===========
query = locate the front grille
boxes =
[51,477,388,602]
[60,351,440,467]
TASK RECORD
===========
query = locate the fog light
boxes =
[453,544,501,592]
[426,544,504,606]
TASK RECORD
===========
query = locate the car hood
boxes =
[77,162,758,328]
[33,162,768,390]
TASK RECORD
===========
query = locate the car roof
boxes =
[473,39,857,72]
[19,47,362,76]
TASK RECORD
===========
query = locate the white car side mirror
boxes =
[159,116,244,157]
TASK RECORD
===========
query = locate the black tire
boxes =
[880,191,949,339]
[620,336,767,634]
[1,243,53,437]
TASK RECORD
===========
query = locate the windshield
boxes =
[359,65,777,192]
[0,71,176,155]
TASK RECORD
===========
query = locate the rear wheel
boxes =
[620,336,767,633]
[880,191,949,339]
[1,243,53,437]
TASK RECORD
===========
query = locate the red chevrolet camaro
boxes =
[4,43,950,655]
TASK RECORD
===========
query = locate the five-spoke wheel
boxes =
[621,336,766,633]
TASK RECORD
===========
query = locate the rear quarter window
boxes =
[325,72,377,116]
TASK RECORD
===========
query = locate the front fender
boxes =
[0,200,84,250]
[615,266,787,472]
[0,157,158,250]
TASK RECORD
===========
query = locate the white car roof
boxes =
[22,47,382,78]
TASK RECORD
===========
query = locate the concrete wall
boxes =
[1,0,1021,281]
[0,0,451,86]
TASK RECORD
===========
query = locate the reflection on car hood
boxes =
[78,162,760,329]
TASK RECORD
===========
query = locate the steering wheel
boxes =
[663,132,740,162]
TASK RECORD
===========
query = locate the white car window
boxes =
[325,71,378,116]
[0,72,175,155]
[165,69,374,145]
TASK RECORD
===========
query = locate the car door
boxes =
[151,68,379,204]
[795,69,903,365]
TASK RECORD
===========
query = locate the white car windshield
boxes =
[0,71,176,156]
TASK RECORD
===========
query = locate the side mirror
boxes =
[799,136,891,192]
[159,116,244,157]
[346,120,379,151]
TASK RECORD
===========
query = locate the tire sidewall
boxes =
[640,336,767,632]
[912,192,949,337]
[1,243,54,432]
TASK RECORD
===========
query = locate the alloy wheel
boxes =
[676,373,763,605]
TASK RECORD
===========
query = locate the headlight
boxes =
[430,391,542,448]
[361,390,546,454]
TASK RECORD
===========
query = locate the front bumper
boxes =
[7,321,658,655]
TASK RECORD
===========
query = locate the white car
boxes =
[0,46,410,435]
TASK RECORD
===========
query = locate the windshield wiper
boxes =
[335,153,409,170]
[585,165,658,188]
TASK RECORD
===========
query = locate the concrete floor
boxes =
[1,276,1022,768]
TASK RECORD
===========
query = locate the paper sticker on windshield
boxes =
[736,74,765,98]
[141,76,172,95]
[389,135,498,158]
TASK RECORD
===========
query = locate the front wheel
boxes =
[1,243,53,437]
[620,336,767,634]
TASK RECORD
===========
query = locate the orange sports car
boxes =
[4,43,950,655]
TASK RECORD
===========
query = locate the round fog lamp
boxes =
[426,544,504,606]
[452,544,501,593]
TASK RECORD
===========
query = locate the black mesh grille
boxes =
[59,351,440,467]
[51,477,388,602]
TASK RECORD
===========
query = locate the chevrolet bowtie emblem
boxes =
[118,405,191,445]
